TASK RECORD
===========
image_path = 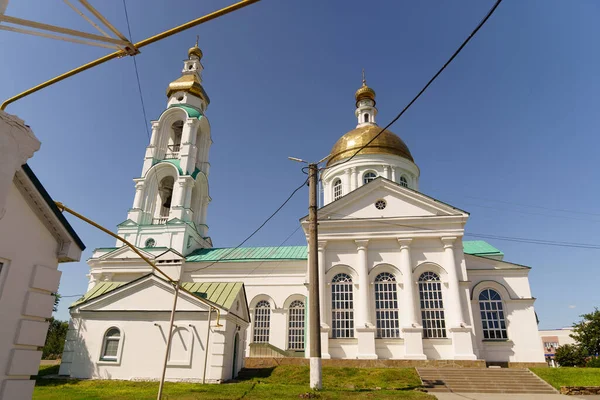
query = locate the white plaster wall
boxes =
[62,312,244,382]
[0,184,62,398]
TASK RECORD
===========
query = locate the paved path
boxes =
[433,393,600,400]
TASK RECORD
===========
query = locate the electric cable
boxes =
[321,0,503,172]
[187,177,309,273]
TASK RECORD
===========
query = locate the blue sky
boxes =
[2,0,598,327]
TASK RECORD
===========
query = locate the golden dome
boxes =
[188,45,203,60]
[166,74,210,104]
[327,125,413,166]
[355,83,376,106]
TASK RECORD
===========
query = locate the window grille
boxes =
[363,172,377,185]
[253,300,271,343]
[101,328,121,361]
[288,300,305,350]
[333,179,342,201]
[400,176,408,188]
[479,289,508,340]
[375,272,400,338]
[418,272,447,338]
[331,273,354,338]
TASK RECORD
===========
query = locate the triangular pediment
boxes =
[313,177,468,221]
[98,245,156,261]
[78,275,210,312]
[156,248,184,262]
[117,219,138,227]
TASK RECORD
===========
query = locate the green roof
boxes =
[186,246,308,263]
[463,240,503,257]
[152,158,201,179]
[186,241,502,263]
[166,104,203,119]
[70,276,243,311]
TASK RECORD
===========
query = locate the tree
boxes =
[571,308,600,357]
[554,344,587,367]
[42,317,69,359]
[52,293,61,312]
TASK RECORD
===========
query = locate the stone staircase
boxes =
[416,367,557,394]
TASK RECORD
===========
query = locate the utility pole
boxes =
[307,162,322,390]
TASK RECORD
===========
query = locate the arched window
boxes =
[154,176,174,224]
[333,179,342,201]
[331,273,354,338]
[100,328,121,361]
[166,121,183,159]
[375,272,400,338]
[253,300,271,343]
[364,113,369,123]
[479,289,508,340]
[287,300,305,350]
[363,171,377,185]
[400,176,408,188]
[418,272,447,338]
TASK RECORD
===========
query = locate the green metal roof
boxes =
[70,276,243,311]
[186,241,502,263]
[186,246,308,263]
[463,240,503,257]
[166,104,203,119]
[152,158,201,179]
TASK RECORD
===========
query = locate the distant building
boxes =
[539,328,576,366]
[60,42,546,384]
[0,111,85,400]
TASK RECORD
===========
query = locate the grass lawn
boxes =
[33,365,434,400]
[530,367,600,390]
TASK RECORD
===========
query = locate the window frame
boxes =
[333,179,342,201]
[287,300,305,351]
[331,273,355,339]
[252,300,271,343]
[99,327,124,364]
[374,272,401,338]
[363,171,377,185]
[418,272,447,339]
[399,175,408,188]
[478,288,508,340]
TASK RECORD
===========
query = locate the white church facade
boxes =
[60,43,545,382]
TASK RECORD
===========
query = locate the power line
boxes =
[463,195,600,218]
[187,178,309,273]
[322,0,503,171]
[321,210,600,251]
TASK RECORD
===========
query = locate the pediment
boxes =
[78,275,210,312]
[98,245,156,261]
[156,249,184,262]
[315,178,468,221]
[117,219,138,227]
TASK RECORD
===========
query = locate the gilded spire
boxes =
[355,68,376,106]
[188,35,203,60]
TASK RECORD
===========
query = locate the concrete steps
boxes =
[416,367,557,394]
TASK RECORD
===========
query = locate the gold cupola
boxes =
[354,70,376,106]
[166,38,210,106]
[188,36,203,59]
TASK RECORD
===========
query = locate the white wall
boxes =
[0,185,62,399]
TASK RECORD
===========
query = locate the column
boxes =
[180,119,198,175]
[317,241,330,359]
[127,180,146,223]
[383,165,390,180]
[355,240,377,359]
[398,239,426,359]
[350,167,357,191]
[142,121,160,174]
[391,167,397,183]
[441,237,476,360]
[199,196,210,236]
[344,168,351,194]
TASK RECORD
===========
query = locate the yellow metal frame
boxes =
[1,0,260,110]
[55,201,224,326]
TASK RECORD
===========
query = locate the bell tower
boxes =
[117,40,213,254]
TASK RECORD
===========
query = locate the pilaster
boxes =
[344,168,351,194]
[350,167,357,191]
[179,119,199,174]
[317,241,327,326]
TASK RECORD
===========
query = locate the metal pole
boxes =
[157,282,180,400]
[202,307,213,384]
[308,163,322,389]
[0,0,260,110]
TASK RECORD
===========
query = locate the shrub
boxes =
[555,344,587,367]
[586,357,600,368]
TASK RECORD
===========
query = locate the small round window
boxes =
[145,238,156,248]
[375,199,387,210]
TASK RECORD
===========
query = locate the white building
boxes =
[539,327,576,366]
[61,43,545,382]
[0,111,85,399]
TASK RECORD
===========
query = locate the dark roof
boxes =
[22,164,85,251]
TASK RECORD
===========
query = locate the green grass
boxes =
[530,367,600,390]
[33,365,434,400]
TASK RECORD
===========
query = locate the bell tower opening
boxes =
[155,176,174,224]
[166,121,183,159]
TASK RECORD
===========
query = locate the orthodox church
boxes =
[59,43,544,382]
